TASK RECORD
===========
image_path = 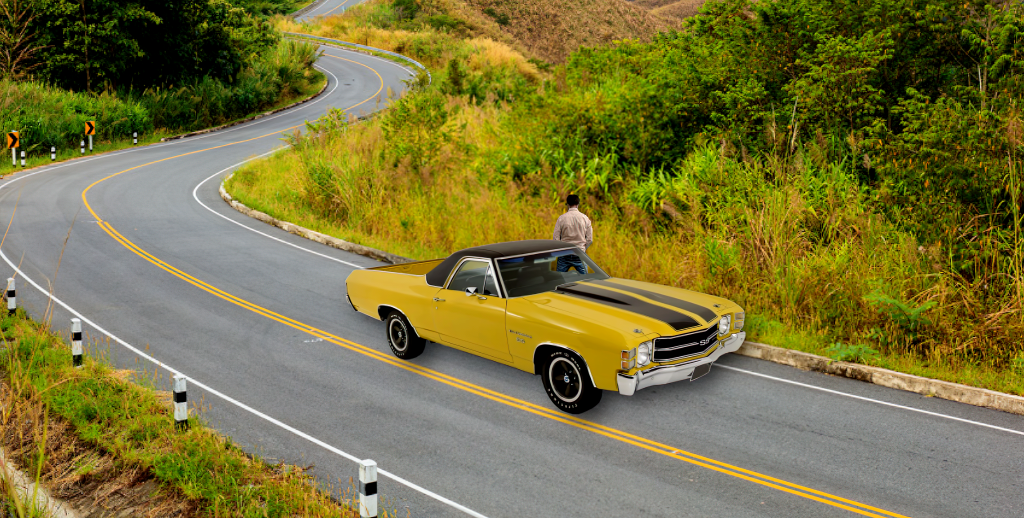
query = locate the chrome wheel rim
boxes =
[549,357,582,403]
[389,319,408,352]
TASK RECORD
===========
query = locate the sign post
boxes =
[6,131,18,166]
[85,121,95,152]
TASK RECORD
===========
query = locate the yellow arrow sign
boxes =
[85,121,95,135]
[5,131,18,149]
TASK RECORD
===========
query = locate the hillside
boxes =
[647,0,705,20]
[452,0,672,63]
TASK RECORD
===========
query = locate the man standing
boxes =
[552,194,593,273]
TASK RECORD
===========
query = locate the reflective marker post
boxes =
[20,151,25,167]
[133,132,138,145]
[6,278,14,316]
[80,140,85,155]
[359,459,378,518]
[71,318,83,367]
[173,375,189,430]
[51,146,56,161]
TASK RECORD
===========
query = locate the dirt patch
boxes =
[1,381,200,517]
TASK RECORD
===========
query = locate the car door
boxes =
[433,258,512,362]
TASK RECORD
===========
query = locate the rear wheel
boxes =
[541,349,602,413]
[385,311,425,359]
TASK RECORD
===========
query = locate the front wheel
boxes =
[541,349,602,414]
[385,311,425,359]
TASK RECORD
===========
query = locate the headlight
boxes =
[637,341,652,367]
[718,315,731,335]
[734,312,744,331]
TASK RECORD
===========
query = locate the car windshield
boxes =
[497,248,609,298]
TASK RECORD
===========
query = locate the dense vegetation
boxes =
[231,0,1024,393]
[0,0,322,158]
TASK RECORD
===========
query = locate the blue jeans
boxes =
[556,255,586,274]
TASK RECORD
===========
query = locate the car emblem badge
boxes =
[563,375,570,383]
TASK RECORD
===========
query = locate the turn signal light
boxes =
[621,349,636,370]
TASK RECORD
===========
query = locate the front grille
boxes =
[653,325,718,362]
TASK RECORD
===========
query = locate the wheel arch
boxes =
[532,343,596,387]
[378,305,423,338]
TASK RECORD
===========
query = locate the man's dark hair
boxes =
[566,194,580,207]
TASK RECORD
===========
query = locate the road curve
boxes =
[296,0,358,21]
[1,37,1023,518]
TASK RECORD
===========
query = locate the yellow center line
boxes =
[321,0,351,17]
[77,53,911,518]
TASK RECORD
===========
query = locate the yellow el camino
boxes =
[345,240,746,413]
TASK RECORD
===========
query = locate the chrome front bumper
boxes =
[616,331,746,396]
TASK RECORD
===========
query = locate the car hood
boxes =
[527,277,735,337]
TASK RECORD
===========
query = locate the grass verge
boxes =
[0,308,375,517]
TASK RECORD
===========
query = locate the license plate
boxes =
[690,362,712,381]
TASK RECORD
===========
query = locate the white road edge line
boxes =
[193,150,368,269]
[0,96,489,518]
[717,364,1024,437]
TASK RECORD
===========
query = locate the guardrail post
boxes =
[6,278,14,316]
[173,375,189,430]
[359,459,378,518]
[71,318,83,367]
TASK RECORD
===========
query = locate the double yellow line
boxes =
[79,53,911,518]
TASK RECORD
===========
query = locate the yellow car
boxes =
[345,240,746,413]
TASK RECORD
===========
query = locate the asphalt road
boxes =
[297,0,358,21]
[2,35,1023,518]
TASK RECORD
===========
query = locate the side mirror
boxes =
[465,287,478,296]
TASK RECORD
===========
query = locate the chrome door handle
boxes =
[433,297,445,302]
[477,296,487,300]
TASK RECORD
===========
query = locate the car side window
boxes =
[447,260,489,292]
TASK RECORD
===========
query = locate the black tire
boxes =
[541,349,602,414]
[385,311,425,359]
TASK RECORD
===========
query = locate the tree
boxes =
[34,0,158,91]
[0,0,48,79]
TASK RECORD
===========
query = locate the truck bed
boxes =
[366,259,443,276]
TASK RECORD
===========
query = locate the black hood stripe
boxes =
[555,283,699,330]
[591,279,719,322]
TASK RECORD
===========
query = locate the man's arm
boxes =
[553,216,562,241]
[584,217,593,251]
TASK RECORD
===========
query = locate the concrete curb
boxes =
[219,181,414,265]
[0,448,81,518]
[735,341,1024,415]
[160,64,330,142]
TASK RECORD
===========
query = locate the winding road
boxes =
[1,16,1022,518]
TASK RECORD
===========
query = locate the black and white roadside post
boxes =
[173,374,189,430]
[71,318,83,367]
[359,459,378,518]
[80,140,85,155]
[50,146,56,161]
[20,151,25,167]
[6,278,14,316]
[133,132,138,145]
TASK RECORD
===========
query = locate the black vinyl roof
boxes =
[425,240,574,286]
